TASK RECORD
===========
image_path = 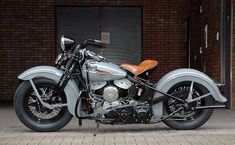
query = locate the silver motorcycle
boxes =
[14,36,227,132]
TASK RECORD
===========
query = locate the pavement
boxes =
[0,106,235,145]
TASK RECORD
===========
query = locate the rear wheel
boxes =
[163,81,214,130]
[14,78,72,132]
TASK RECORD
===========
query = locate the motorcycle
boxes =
[14,36,227,133]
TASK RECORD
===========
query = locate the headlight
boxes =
[60,35,75,52]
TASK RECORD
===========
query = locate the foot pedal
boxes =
[94,121,100,136]
[78,118,82,126]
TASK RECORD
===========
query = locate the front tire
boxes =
[163,81,214,130]
[14,78,72,132]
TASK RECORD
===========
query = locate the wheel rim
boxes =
[23,85,67,124]
[167,82,205,121]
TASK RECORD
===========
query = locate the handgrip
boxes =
[81,39,108,49]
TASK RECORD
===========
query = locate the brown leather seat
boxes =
[121,60,158,76]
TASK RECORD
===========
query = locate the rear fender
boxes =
[18,66,80,116]
[152,68,227,118]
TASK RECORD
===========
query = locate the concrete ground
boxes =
[0,106,235,145]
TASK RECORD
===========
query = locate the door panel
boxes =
[100,7,142,64]
[57,7,100,54]
[57,7,142,65]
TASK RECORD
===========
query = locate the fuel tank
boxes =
[82,59,127,82]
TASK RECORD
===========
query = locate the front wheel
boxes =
[163,81,214,130]
[14,78,72,132]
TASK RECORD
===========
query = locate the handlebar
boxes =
[58,38,108,70]
[80,39,107,49]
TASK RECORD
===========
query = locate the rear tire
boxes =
[14,78,73,132]
[163,81,214,130]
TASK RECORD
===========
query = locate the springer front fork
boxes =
[28,69,71,110]
[28,78,68,109]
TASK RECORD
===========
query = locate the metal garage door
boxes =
[57,7,142,65]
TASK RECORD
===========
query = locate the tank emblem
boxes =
[97,70,112,77]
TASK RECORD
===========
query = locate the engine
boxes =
[102,86,119,102]
[90,79,153,124]
[90,79,133,102]
[104,101,152,124]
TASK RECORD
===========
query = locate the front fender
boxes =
[152,68,227,118]
[18,66,80,116]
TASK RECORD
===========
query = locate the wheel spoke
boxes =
[26,86,66,121]
[28,96,37,104]
[167,82,206,121]
[28,106,36,113]
[46,88,53,97]
[39,88,46,96]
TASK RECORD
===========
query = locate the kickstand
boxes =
[94,121,100,137]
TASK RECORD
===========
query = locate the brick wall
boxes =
[189,0,221,82]
[0,0,190,101]
[0,2,56,101]
[201,0,221,82]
